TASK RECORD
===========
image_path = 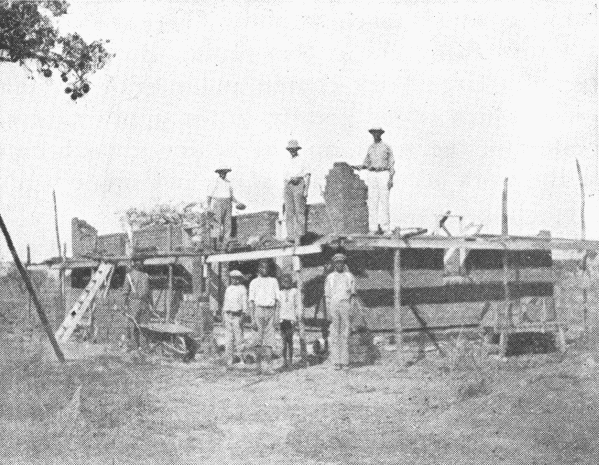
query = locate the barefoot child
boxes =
[278,273,301,368]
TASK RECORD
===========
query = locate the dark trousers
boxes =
[280,319,294,363]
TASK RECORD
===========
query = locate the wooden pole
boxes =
[576,159,589,340]
[53,190,62,258]
[501,178,509,235]
[501,178,511,355]
[27,244,32,319]
[0,215,65,363]
[393,229,404,366]
[166,264,173,322]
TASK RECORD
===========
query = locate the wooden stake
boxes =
[393,229,404,366]
[502,178,508,236]
[53,190,62,258]
[0,214,65,363]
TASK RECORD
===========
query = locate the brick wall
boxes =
[323,162,369,235]
[72,218,98,257]
[96,233,128,256]
[132,224,184,253]
[232,211,278,244]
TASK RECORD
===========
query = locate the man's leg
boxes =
[222,198,232,242]
[366,172,379,233]
[378,172,391,233]
[329,302,340,366]
[339,300,351,366]
[263,309,276,373]
[224,315,234,363]
[284,184,296,240]
[292,181,307,238]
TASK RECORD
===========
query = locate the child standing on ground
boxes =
[278,274,301,369]
[222,270,247,366]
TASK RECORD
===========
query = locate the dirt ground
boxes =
[2,334,599,465]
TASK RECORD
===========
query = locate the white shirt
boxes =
[209,177,234,199]
[249,276,280,307]
[222,284,248,313]
[325,270,356,303]
[363,142,395,176]
[282,155,309,183]
[278,288,301,321]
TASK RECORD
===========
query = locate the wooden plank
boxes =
[355,235,599,252]
[206,243,322,263]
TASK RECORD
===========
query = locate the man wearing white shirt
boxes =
[325,253,356,370]
[282,140,311,241]
[355,127,395,234]
[249,260,280,374]
[207,168,244,245]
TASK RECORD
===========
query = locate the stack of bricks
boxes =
[96,233,128,256]
[72,218,98,257]
[233,211,278,244]
[323,162,369,235]
[306,203,334,236]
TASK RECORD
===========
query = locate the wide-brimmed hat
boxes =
[215,168,231,174]
[286,140,302,151]
[229,270,244,278]
[332,253,347,262]
[368,127,385,134]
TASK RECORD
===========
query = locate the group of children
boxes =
[222,252,357,373]
[222,259,305,373]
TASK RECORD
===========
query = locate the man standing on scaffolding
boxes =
[282,140,311,241]
[207,167,245,248]
[355,127,394,234]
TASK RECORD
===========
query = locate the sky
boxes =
[0,0,597,261]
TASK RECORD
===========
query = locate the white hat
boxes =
[229,270,244,278]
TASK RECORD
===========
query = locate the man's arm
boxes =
[387,145,395,189]
[303,173,311,197]
[324,274,332,311]
[361,147,372,170]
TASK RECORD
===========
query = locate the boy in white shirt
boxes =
[249,260,280,374]
[222,269,247,366]
[278,274,301,369]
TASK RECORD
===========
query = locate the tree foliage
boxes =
[0,0,112,99]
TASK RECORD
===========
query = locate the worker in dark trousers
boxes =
[124,259,152,348]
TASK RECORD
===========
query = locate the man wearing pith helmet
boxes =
[325,252,356,370]
[282,139,311,241]
[355,127,395,234]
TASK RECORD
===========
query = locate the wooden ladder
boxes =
[55,262,114,342]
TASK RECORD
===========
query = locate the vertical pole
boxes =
[501,178,510,356]
[27,244,32,320]
[576,159,589,341]
[166,263,173,323]
[0,215,65,363]
[294,248,307,363]
[393,229,404,366]
[53,190,62,259]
